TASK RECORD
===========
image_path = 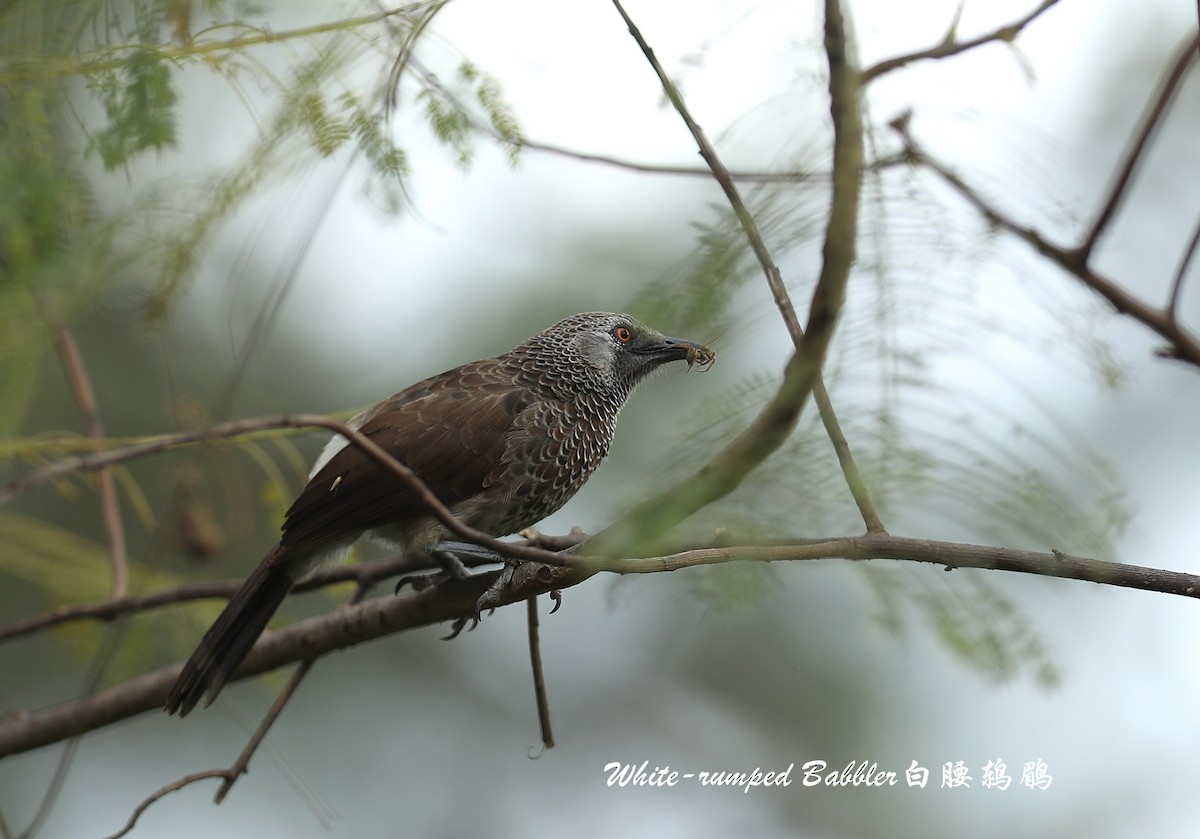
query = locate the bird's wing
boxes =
[277,360,531,554]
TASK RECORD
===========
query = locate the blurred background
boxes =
[1,0,1199,836]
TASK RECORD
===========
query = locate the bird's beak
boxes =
[634,335,716,367]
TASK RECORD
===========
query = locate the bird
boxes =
[165,312,714,716]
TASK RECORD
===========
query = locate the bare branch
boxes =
[596,0,869,551]
[0,551,470,642]
[1168,213,1200,319]
[1081,34,1200,260]
[862,0,1061,83]
[609,0,803,343]
[609,0,883,537]
[0,414,578,568]
[40,306,130,599]
[526,596,554,752]
[4,533,1198,759]
[0,563,563,758]
[213,578,372,804]
[100,770,231,839]
[505,136,816,182]
[891,115,1200,367]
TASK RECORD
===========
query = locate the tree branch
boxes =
[504,136,816,182]
[0,551,492,642]
[0,414,580,568]
[862,0,1061,83]
[100,770,231,839]
[1169,214,1200,318]
[40,305,130,599]
[1080,34,1199,260]
[890,114,1200,367]
[597,0,873,550]
[3,533,1196,759]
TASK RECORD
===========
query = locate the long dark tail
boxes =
[166,547,295,716]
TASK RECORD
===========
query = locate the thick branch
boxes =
[0,563,583,758]
[3,533,1196,758]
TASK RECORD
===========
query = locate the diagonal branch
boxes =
[604,0,881,541]
[891,115,1200,367]
[1080,34,1200,260]
[862,0,1061,83]
[610,0,801,341]
[0,414,579,568]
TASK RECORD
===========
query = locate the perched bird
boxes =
[166,312,713,715]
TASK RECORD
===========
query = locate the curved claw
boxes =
[441,613,480,640]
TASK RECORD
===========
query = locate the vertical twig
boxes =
[212,578,374,803]
[1167,215,1200,318]
[609,0,883,534]
[39,302,129,598]
[526,596,554,751]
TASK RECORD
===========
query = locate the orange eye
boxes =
[614,326,633,344]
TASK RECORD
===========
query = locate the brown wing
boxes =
[278,359,530,554]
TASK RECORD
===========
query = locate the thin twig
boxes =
[5,532,1199,759]
[0,550,495,642]
[1167,214,1200,319]
[526,596,554,752]
[100,771,231,839]
[0,414,577,568]
[862,0,1061,83]
[211,580,373,803]
[505,136,813,182]
[214,658,316,804]
[1080,34,1200,260]
[41,310,129,598]
[608,0,804,343]
[891,115,1200,367]
[605,0,880,540]
[18,620,131,838]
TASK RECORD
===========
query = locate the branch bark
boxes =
[3,533,1196,759]
[862,0,1061,83]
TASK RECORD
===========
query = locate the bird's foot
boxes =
[475,557,522,616]
[473,559,567,615]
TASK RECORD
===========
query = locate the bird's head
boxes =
[523,312,714,399]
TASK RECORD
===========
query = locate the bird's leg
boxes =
[431,548,472,580]
[394,542,502,593]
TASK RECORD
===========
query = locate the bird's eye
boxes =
[614,326,633,344]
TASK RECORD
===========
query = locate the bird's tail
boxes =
[165,547,295,716]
